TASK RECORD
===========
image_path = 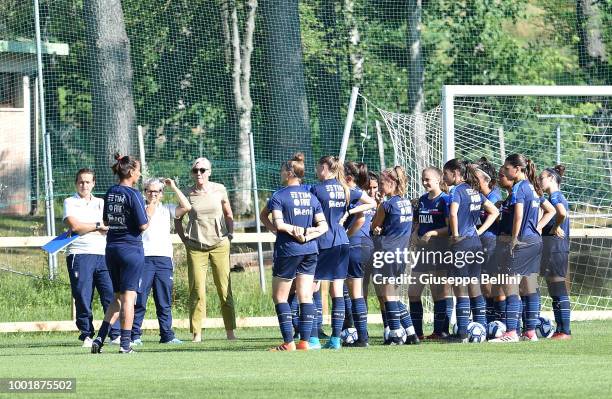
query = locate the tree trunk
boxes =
[221,0,257,215]
[84,0,137,185]
[407,0,428,190]
[315,0,343,156]
[344,0,363,86]
[576,0,608,83]
[261,0,312,164]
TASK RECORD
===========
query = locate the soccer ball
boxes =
[388,328,407,345]
[467,322,487,343]
[340,328,358,344]
[487,320,507,339]
[535,316,555,338]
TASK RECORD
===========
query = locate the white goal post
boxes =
[441,85,612,162]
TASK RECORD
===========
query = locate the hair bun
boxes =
[114,152,122,161]
[292,152,305,163]
[554,164,566,177]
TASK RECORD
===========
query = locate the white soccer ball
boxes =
[467,322,487,343]
[389,328,407,345]
[487,320,507,339]
[340,327,358,344]
[535,316,555,338]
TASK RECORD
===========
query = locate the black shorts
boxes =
[448,235,483,279]
[315,245,350,281]
[505,235,542,276]
[106,245,145,293]
[273,253,317,280]
[347,242,373,279]
[541,249,569,278]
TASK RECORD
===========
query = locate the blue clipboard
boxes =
[42,231,80,254]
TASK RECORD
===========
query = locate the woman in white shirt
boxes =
[131,177,191,345]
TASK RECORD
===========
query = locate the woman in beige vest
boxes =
[175,157,237,342]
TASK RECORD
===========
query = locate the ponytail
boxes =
[320,155,351,208]
[111,153,140,180]
[465,162,481,192]
[381,165,407,197]
[525,159,543,196]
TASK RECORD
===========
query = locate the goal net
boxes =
[380,86,612,315]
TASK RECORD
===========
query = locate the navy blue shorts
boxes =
[480,235,497,275]
[106,245,145,293]
[448,235,483,279]
[505,235,542,276]
[315,244,350,281]
[273,253,317,280]
[347,243,373,279]
[540,246,569,278]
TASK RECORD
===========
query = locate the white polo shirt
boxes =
[142,203,176,258]
[63,193,107,255]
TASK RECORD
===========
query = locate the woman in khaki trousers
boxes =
[175,157,237,342]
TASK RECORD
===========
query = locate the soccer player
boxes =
[371,165,420,345]
[91,154,149,354]
[131,178,190,345]
[442,159,499,343]
[343,161,377,346]
[409,167,451,340]
[474,157,503,324]
[490,154,555,343]
[268,153,328,351]
[63,168,120,347]
[310,156,374,350]
[539,165,572,340]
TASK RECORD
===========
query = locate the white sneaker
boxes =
[82,337,93,348]
[489,332,519,343]
[110,337,121,345]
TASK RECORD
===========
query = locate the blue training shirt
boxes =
[542,191,570,252]
[269,185,323,257]
[345,187,373,245]
[449,182,485,237]
[381,195,413,237]
[310,179,356,249]
[497,194,513,236]
[417,192,449,237]
[103,185,148,246]
[509,179,541,238]
[478,187,502,238]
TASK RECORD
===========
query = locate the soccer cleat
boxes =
[489,331,519,343]
[521,330,539,342]
[160,338,183,344]
[131,338,143,346]
[110,336,121,345]
[82,337,93,348]
[296,340,310,351]
[308,337,322,350]
[90,338,103,354]
[345,340,369,348]
[322,336,342,350]
[318,329,329,339]
[417,335,425,341]
[424,332,448,341]
[405,334,421,345]
[444,333,469,344]
[269,341,296,352]
[119,346,136,354]
[551,332,571,341]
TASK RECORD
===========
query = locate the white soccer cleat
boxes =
[110,336,121,345]
[489,331,519,343]
[82,337,93,348]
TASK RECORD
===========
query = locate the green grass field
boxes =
[1,321,611,398]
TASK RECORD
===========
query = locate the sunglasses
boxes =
[146,189,162,194]
[192,167,208,174]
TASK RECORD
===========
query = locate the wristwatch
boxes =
[227,233,234,241]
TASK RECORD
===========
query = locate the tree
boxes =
[576,0,611,84]
[407,0,428,175]
[314,0,343,156]
[260,0,312,164]
[83,0,137,184]
[344,0,363,86]
[221,0,257,215]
